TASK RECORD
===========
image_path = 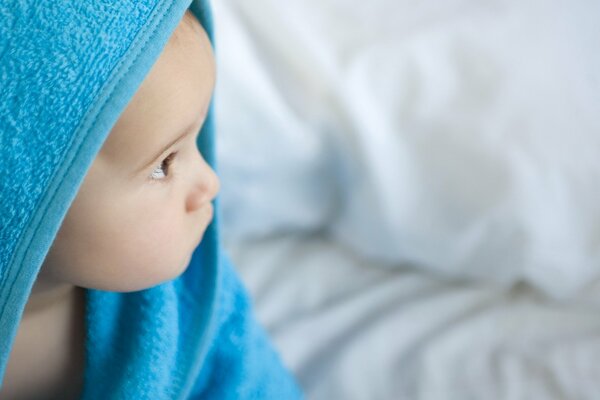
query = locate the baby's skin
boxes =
[1,10,219,399]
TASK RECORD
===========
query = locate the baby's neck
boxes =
[0,284,86,399]
[24,282,80,317]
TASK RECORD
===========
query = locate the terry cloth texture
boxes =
[0,0,303,398]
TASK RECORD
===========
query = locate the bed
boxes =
[212,1,600,398]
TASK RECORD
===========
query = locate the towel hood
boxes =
[0,0,220,396]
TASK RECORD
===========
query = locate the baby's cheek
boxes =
[132,202,189,251]
[80,213,187,291]
[64,192,183,290]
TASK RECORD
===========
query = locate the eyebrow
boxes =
[136,111,206,176]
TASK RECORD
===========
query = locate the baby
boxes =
[0,7,299,399]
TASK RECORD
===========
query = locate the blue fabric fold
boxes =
[0,0,303,398]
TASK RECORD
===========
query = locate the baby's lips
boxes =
[205,203,214,220]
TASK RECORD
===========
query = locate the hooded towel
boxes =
[0,0,303,398]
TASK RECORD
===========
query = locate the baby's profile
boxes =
[0,3,302,399]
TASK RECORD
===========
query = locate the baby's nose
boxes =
[186,159,220,214]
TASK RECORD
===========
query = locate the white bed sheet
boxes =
[225,235,600,399]
[213,0,600,299]
[212,0,600,398]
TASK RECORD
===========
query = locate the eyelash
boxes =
[150,152,177,182]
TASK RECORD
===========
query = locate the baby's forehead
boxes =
[172,10,203,44]
[97,9,214,173]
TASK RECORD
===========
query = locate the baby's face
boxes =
[39,11,219,292]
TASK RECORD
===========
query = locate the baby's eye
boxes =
[150,152,177,181]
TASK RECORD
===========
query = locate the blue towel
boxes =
[0,0,303,398]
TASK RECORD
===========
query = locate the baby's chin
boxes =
[173,225,211,280]
[151,214,212,287]
[82,259,192,293]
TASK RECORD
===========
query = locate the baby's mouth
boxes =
[205,203,214,221]
[191,203,214,247]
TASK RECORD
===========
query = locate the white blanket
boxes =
[213,0,600,398]
[226,234,600,400]
[214,0,600,299]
